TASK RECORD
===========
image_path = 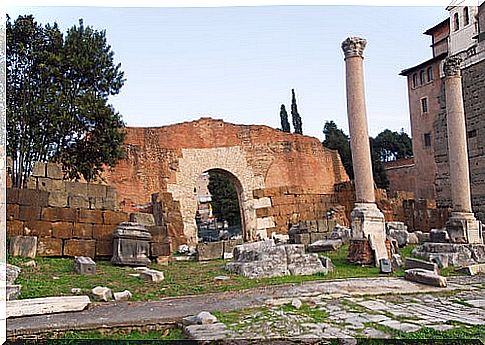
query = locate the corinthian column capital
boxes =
[444,56,462,77]
[341,37,367,59]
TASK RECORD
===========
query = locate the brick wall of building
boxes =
[383,158,416,197]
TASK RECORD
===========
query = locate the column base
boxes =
[350,203,387,266]
[446,212,483,244]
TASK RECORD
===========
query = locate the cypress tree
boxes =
[291,89,302,134]
[280,104,291,133]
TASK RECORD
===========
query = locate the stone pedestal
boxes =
[111,222,152,266]
[446,212,482,244]
[351,203,388,266]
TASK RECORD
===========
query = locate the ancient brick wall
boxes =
[435,59,485,222]
[103,118,350,244]
[383,158,416,197]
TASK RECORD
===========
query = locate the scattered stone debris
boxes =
[178,244,190,254]
[71,288,82,294]
[214,275,230,282]
[385,222,409,247]
[391,254,403,270]
[412,242,485,267]
[128,273,140,277]
[91,286,113,302]
[156,256,170,266]
[6,264,21,285]
[319,256,335,272]
[9,236,38,258]
[74,256,96,274]
[428,253,449,269]
[140,269,165,282]
[404,257,439,274]
[113,290,132,301]
[458,263,485,276]
[329,224,351,243]
[308,239,342,252]
[7,296,91,318]
[23,260,37,268]
[225,240,326,278]
[7,285,22,301]
[291,298,302,309]
[429,229,449,243]
[183,311,218,325]
[407,232,419,245]
[404,268,447,287]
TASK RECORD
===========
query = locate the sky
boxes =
[7,4,451,140]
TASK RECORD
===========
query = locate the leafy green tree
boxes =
[322,121,353,179]
[291,89,302,134]
[370,137,389,190]
[373,129,413,162]
[7,15,126,187]
[279,104,291,133]
[207,171,241,226]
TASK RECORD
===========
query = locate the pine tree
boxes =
[279,104,291,133]
[291,89,302,134]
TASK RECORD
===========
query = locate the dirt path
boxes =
[7,275,483,337]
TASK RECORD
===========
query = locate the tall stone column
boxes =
[341,37,388,265]
[443,56,482,244]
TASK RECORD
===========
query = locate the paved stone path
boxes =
[7,275,484,339]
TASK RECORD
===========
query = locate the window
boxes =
[421,97,428,113]
[412,74,417,88]
[464,7,469,26]
[427,67,433,82]
[419,70,425,84]
[424,133,432,147]
[454,13,460,31]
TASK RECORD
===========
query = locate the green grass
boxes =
[7,243,461,301]
[279,302,329,323]
[54,328,184,340]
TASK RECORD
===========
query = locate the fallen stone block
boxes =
[428,253,449,269]
[183,311,218,325]
[197,241,223,261]
[91,286,113,302]
[7,285,21,300]
[291,298,302,309]
[379,258,392,274]
[404,268,447,287]
[113,290,132,301]
[7,295,90,318]
[214,275,230,281]
[287,253,327,276]
[140,269,165,282]
[458,263,485,276]
[405,257,439,274]
[386,222,408,247]
[430,229,449,243]
[9,236,37,258]
[329,224,351,243]
[74,256,96,274]
[6,264,21,285]
[308,239,342,252]
[71,288,82,294]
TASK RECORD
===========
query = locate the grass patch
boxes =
[279,303,329,323]
[54,328,183,340]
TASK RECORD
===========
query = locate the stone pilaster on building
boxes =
[443,56,483,245]
[342,37,388,265]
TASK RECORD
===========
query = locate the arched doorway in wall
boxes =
[194,168,244,242]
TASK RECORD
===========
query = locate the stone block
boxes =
[317,219,327,232]
[308,239,342,252]
[31,162,46,177]
[74,256,96,274]
[7,204,19,220]
[46,162,63,179]
[69,195,90,209]
[101,197,117,211]
[150,242,171,257]
[37,178,64,193]
[407,232,419,245]
[37,238,63,256]
[113,290,132,301]
[96,240,113,256]
[310,232,325,243]
[48,192,69,208]
[428,253,449,269]
[7,285,22,301]
[256,217,275,230]
[379,258,392,274]
[430,229,449,243]
[140,269,164,282]
[41,207,77,222]
[129,212,156,226]
[404,257,439,274]
[319,256,335,272]
[6,264,21,284]
[287,253,326,276]
[24,220,53,237]
[308,220,318,232]
[64,239,96,258]
[65,181,88,196]
[197,241,224,261]
[147,225,167,242]
[9,236,37,257]
[458,263,485,276]
[87,183,107,198]
[19,206,42,221]
[91,286,113,302]
[111,223,152,266]
[73,223,94,239]
[103,210,129,225]
[92,224,116,241]
[26,177,37,189]
[253,197,272,209]
[329,224,351,242]
[404,268,447,287]
[7,220,24,237]
[78,209,103,224]
[51,222,73,239]
[18,189,48,207]
[223,238,243,255]
[7,188,19,204]
[294,233,310,245]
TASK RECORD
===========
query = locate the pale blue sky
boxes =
[8,5,448,140]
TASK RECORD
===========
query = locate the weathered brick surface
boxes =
[96,240,113,256]
[7,204,19,220]
[37,238,63,256]
[150,243,171,257]
[24,220,53,237]
[19,206,41,221]
[73,223,94,239]
[51,222,73,239]
[64,239,96,258]
[18,189,48,206]
[7,220,24,237]
[92,224,116,241]
[78,209,103,224]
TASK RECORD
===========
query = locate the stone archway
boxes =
[167,146,264,245]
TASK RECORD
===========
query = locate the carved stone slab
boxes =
[7,296,90,318]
